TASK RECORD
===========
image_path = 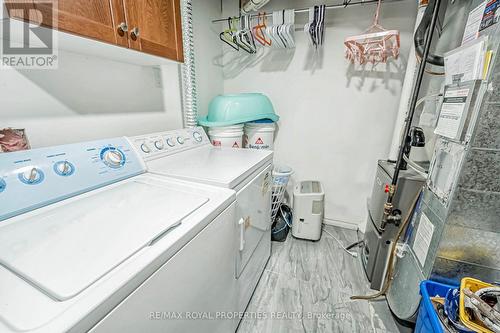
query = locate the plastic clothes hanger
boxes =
[285,9,296,48]
[278,10,290,48]
[246,15,258,51]
[220,17,239,51]
[274,11,286,48]
[265,13,277,48]
[278,10,293,48]
[279,9,295,48]
[312,5,325,48]
[319,5,326,45]
[236,15,256,53]
[277,10,287,47]
[252,12,272,46]
[269,11,286,48]
[314,6,322,47]
[321,5,326,45]
[344,0,400,64]
[308,6,319,48]
[304,7,315,46]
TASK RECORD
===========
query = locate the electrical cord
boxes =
[350,189,422,300]
[416,92,442,108]
[412,92,442,119]
[322,226,358,258]
[272,205,292,234]
[403,155,428,178]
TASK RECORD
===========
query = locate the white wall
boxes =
[222,0,418,229]
[193,0,224,116]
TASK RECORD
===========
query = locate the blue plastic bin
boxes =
[415,280,457,333]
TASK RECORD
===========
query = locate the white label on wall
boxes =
[413,213,435,267]
[434,88,469,139]
[462,1,487,45]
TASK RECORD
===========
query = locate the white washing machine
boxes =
[0,137,237,333]
[129,127,273,318]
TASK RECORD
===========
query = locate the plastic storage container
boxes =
[291,181,324,241]
[415,280,458,333]
[207,125,244,148]
[199,93,279,127]
[459,277,495,333]
[244,120,276,150]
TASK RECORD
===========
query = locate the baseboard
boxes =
[323,217,361,231]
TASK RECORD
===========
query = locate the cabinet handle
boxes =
[238,218,245,252]
[130,27,140,40]
[117,22,128,35]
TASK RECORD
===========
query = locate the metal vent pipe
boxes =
[180,0,198,128]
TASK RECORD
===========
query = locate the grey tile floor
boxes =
[237,225,412,333]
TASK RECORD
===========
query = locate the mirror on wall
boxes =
[0,50,165,118]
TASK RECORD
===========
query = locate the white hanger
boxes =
[270,11,286,48]
[235,15,256,53]
[288,9,296,48]
[304,7,315,46]
[278,10,290,48]
[318,5,326,46]
[281,9,295,48]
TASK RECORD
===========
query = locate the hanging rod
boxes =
[211,0,405,23]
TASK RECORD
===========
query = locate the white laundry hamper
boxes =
[270,165,293,222]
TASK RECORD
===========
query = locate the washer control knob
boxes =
[177,136,185,145]
[0,178,6,193]
[140,143,151,154]
[193,131,203,142]
[166,138,175,147]
[54,161,75,176]
[19,167,44,185]
[154,140,164,150]
[101,147,126,169]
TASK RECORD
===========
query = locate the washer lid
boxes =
[0,179,208,301]
[146,147,273,189]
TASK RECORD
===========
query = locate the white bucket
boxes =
[244,122,276,150]
[208,125,244,148]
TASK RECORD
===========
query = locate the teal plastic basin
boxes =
[198,93,279,127]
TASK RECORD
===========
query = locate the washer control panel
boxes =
[129,126,209,160]
[0,137,145,222]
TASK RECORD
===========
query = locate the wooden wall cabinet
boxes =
[124,0,183,61]
[5,0,184,62]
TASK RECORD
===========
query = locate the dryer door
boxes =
[236,165,272,278]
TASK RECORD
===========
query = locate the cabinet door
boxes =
[4,1,42,25]
[7,0,128,46]
[124,0,183,61]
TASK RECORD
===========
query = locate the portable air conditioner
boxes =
[292,181,325,241]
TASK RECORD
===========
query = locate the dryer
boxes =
[129,127,273,318]
[0,137,236,333]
